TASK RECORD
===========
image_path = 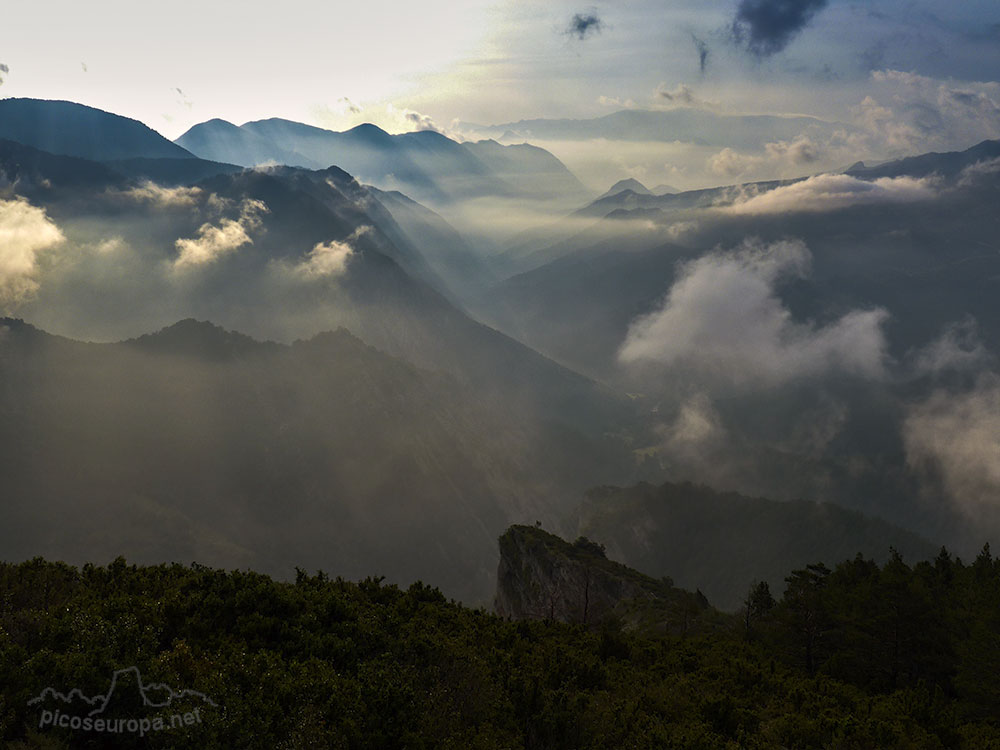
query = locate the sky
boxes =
[2,0,1000,188]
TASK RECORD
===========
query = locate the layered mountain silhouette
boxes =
[1,96,996,608]
[0,99,243,186]
[597,177,652,201]
[3,136,628,434]
[176,117,589,207]
[0,98,195,161]
[476,139,1000,554]
[487,139,1000,378]
[845,138,1000,180]
[0,317,637,602]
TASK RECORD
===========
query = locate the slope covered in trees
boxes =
[2,539,1000,748]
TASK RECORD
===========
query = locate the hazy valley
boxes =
[0,94,998,609]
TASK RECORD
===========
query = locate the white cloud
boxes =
[958,157,1000,188]
[904,376,1000,515]
[708,135,822,180]
[289,225,368,280]
[720,173,938,215]
[709,147,763,178]
[95,236,128,255]
[911,318,992,377]
[0,197,65,311]
[173,199,267,269]
[294,241,354,279]
[597,95,636,109]
[619,239,889,388]
[112,182,203,208]
[764,135,820,165]
[854,71,1000,155]
[660,393,725,455]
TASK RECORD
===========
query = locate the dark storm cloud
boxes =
[731,0,830,57]
[692,34,710,73]
[567,13,603,40]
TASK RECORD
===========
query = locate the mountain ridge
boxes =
[0,98,195,161]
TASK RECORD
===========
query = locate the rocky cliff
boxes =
[493,525,712,632]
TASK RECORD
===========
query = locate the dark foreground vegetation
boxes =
[2,547,1000,749]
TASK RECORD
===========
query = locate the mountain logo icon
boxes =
[28,666,216,737]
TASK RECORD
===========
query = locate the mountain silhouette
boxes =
[175,117,587,206]
[597,178,652,201]
[175,118,317,169]
[0,98,194,161]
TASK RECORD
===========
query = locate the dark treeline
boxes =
[2,548,1000,748]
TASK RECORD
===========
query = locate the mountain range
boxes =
[0,317,639,602]
[175,116,591,209]
[0,96,997,602]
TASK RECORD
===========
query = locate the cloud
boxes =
[709,147,764,178]
[290,226,368,280]
[597,95,636,109]
[958,157,1000,188]
[0,198,65,311]
[731,0,830,57]
[567,12,602,40]
[764,135,820,164]
[173,199,267,269]
[0,63,8,86]
[911,319,993,378]
[707,136,821,179]
[403,110,439,132]
[619,239,889,388]
[691,34,710,74]
[721,173,938,215]
[660,393,725,456]
[852,71,1000,155]
[112,182,203,208]
[904,376,1000,515]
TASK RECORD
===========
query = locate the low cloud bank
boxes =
[619,239,889,388]
[721,174,938,215]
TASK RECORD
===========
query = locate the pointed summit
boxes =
[597,178,651,200]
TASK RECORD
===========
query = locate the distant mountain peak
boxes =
[651,183,679,195]
[598,178,651,200]
[123,319,277,359]
[343,122,396,146]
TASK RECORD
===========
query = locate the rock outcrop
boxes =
[493,525,711,632]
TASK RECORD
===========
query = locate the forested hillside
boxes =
[3,538,1000,748]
